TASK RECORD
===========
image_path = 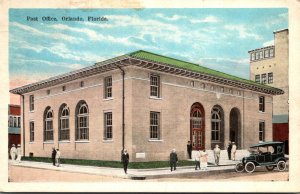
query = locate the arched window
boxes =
[211,105,224,148]
[59,104,70,141]
[192,110,202,129]
[44,107,53,141]
[211,107,221,141]
[75,101,89,140]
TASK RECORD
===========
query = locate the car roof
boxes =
[249,141,284,148]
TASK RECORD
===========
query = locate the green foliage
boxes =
[21,156,196,169]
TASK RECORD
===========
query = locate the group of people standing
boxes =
[227,141,237,161]
[10,144,22,163]
[186,140,237,170]
[51,147,61,167]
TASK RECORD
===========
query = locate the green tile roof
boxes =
[127,50,278,91]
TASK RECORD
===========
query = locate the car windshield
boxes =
[249,146,275,154]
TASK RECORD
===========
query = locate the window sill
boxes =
[103,98,114,101]
[43,141,54,144]
[259,111,266,114]
[29,141,35,144]
[103,139,113,143]
[148,139,163,142]
[75,140,90,143]
[149,96,162,100]
[29,111,35,113]
[59,140,71,143]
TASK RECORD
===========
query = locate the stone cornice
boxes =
[10,55,284,95]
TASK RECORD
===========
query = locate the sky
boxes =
[9,8,288,104]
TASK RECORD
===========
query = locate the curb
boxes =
[142,168,234,180]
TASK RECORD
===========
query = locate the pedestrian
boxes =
[55,149,61,167]
[231,142,237,161]
[51,147,56,166]
[121,149,129,174]
[200,149,208,170]
[16,144,22,163]
[169,148,178,172]
[187,141,192,159]
[227,141,232,160]
[10,144,16,161]
[194,150,200,170]
[213,144,221,165]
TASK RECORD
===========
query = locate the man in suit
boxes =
[51,147,56,166]
[121,149,129,174]
[187,141,192,159]
[170,148,178,172]
[227,141,232,160]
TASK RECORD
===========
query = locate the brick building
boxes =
[8,104,21,150]
[248,29,289,153]
[10,50,283,161]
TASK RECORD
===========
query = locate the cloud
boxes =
[190,16,221,23]
[10,22,82,44]
[155,13,188,21]
[263,40,274,47]
[224,25,262,40]
[51,23,156,49]
[198,57,249,65]
[14,55,86,70]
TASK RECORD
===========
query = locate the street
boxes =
[9,165,288,182]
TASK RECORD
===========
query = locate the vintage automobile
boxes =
[235,141,287,173]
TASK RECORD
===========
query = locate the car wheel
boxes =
[235,162,244,173]
[277,161,286,171]
[245,162,255,173]
[266,165,275,171]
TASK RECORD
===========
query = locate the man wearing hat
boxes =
[16,144,22,163]
[169,148,178,172]
[121,149,129,174]
[10,144,16,161]
[213,144,221,165]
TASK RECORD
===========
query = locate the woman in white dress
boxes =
[200,149,208,170]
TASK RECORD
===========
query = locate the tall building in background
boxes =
[8,104,21,151]
[248,29,289,153]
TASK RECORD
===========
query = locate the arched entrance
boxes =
[230,108,241,149]
[190,103,205,150]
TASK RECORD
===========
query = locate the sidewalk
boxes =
[9,159,238,180]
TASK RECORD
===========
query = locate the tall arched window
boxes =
[44,107,53,141]
[75,101,89,140]
[59,104,70,141]
[211,105,225,148]
[211,107,221,141]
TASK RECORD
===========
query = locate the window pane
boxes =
[150,75,160,97]
[150,112,160,139]
[268,73,273,84]
[261,74,267,84]
[255,75,260,83]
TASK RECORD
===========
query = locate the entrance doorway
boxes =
[230,108,241,149]
[190,103,205,150]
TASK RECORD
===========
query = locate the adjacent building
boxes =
[10,50,283,162]
[248,29,289,153]
[8,104,21,150]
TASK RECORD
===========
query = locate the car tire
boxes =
[245,162,255,173]
[235,162,244,173]
[277,161,286,171]
[266,165,275,171]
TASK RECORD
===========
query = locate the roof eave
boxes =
[10,55,131,95]
[128,56,284,96]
